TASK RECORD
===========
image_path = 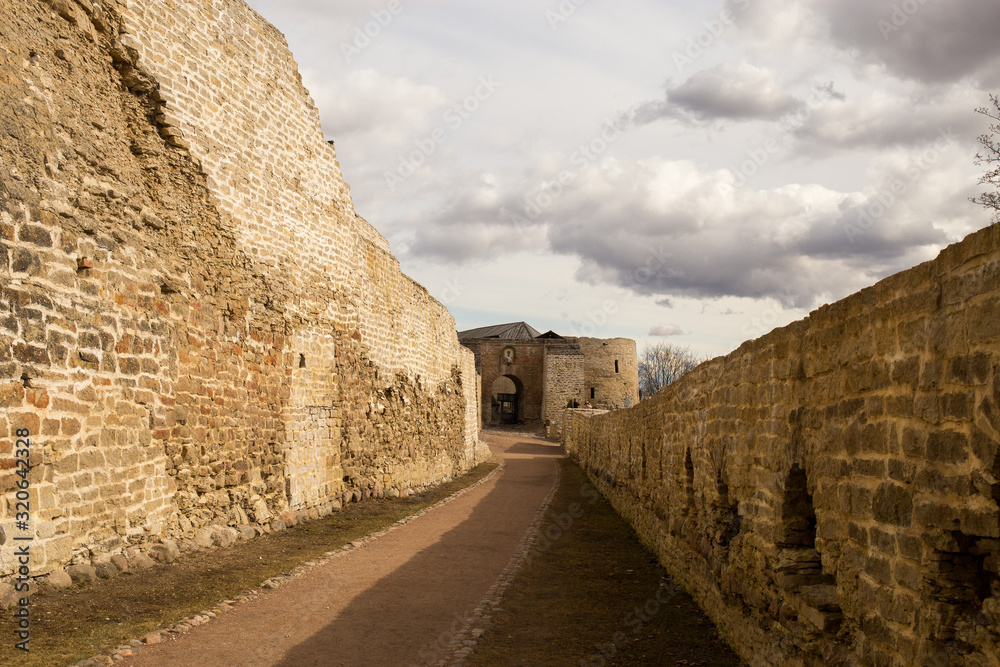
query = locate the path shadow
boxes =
[503,439,565,458]
[273,452,557,667]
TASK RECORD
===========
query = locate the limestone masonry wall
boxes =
[579,337,638,410]
[565,223,1000,665]
[541,348,583,425]
[0,0,485,592]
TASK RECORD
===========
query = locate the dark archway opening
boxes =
[490,374,524,424]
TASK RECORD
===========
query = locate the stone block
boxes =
[211,525,237,548]
[913,501,962,531]
[149,539,179,564]
[94,561,118,579]
[0,582,19,609]
[893,560,920,591]
[129,552,155,570]
[67,563,97,584]
[872,482,912,527]
[925,430,968,465]
[45,568,73,589]
[194,527,214,549]
[966,298,1000,342]
[43,534,73,564]
[110,553,130,573]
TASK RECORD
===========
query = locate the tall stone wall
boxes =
[565,223,1000,666]
[0,0,484,586]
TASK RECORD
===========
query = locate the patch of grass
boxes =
[0,462,498,667]
[470,458,743,666]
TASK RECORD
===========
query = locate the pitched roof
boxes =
[457,321,543,340]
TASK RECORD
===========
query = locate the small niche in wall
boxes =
[299,354,306,368]
[715,476,741,548]
[684,449,695,514]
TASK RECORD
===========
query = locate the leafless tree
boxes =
[638,342,705,398]
[972,93,1000,222]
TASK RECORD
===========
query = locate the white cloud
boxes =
[303,68,447,142]
[793,88,983,153]
[725,0,824,59]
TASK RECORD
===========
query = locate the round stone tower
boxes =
[577,337,639,409]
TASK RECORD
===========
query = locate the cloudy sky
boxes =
[244,0,998,358]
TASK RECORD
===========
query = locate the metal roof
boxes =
[457,321,543,340]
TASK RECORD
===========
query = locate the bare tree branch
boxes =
[638,342,705,398]
[972,93,1000,222]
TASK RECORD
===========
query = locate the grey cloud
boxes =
[624,61,801,126]
[398,186,549,263]
[396,150,976,305]
[649,324,684,336]
[540,158,972,308]
[406,222,546,263]
[814,0,1000,84]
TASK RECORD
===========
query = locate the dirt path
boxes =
[119,431,561,667]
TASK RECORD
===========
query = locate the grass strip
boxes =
[469,457,743,666]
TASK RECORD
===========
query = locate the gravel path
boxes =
[117,431,562,667]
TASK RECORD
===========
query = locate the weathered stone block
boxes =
[94,561,118,579]
[925,430,968,465]
[67,563,97,584]
[872,483,912,527]
[149,539,179,564]
[45,568,73,589]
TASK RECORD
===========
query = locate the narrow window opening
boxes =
[614,360,619,373]
[298,354,306,368]
[715,476,741,548]
[685,449,695,513]
[590,387,595,399]
[779,465,816,549]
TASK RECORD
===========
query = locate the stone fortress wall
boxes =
[0,0,485,588]
[564,223,1000,665]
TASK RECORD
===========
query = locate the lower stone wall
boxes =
[541,348,583,430]
[565,223,1000,666]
